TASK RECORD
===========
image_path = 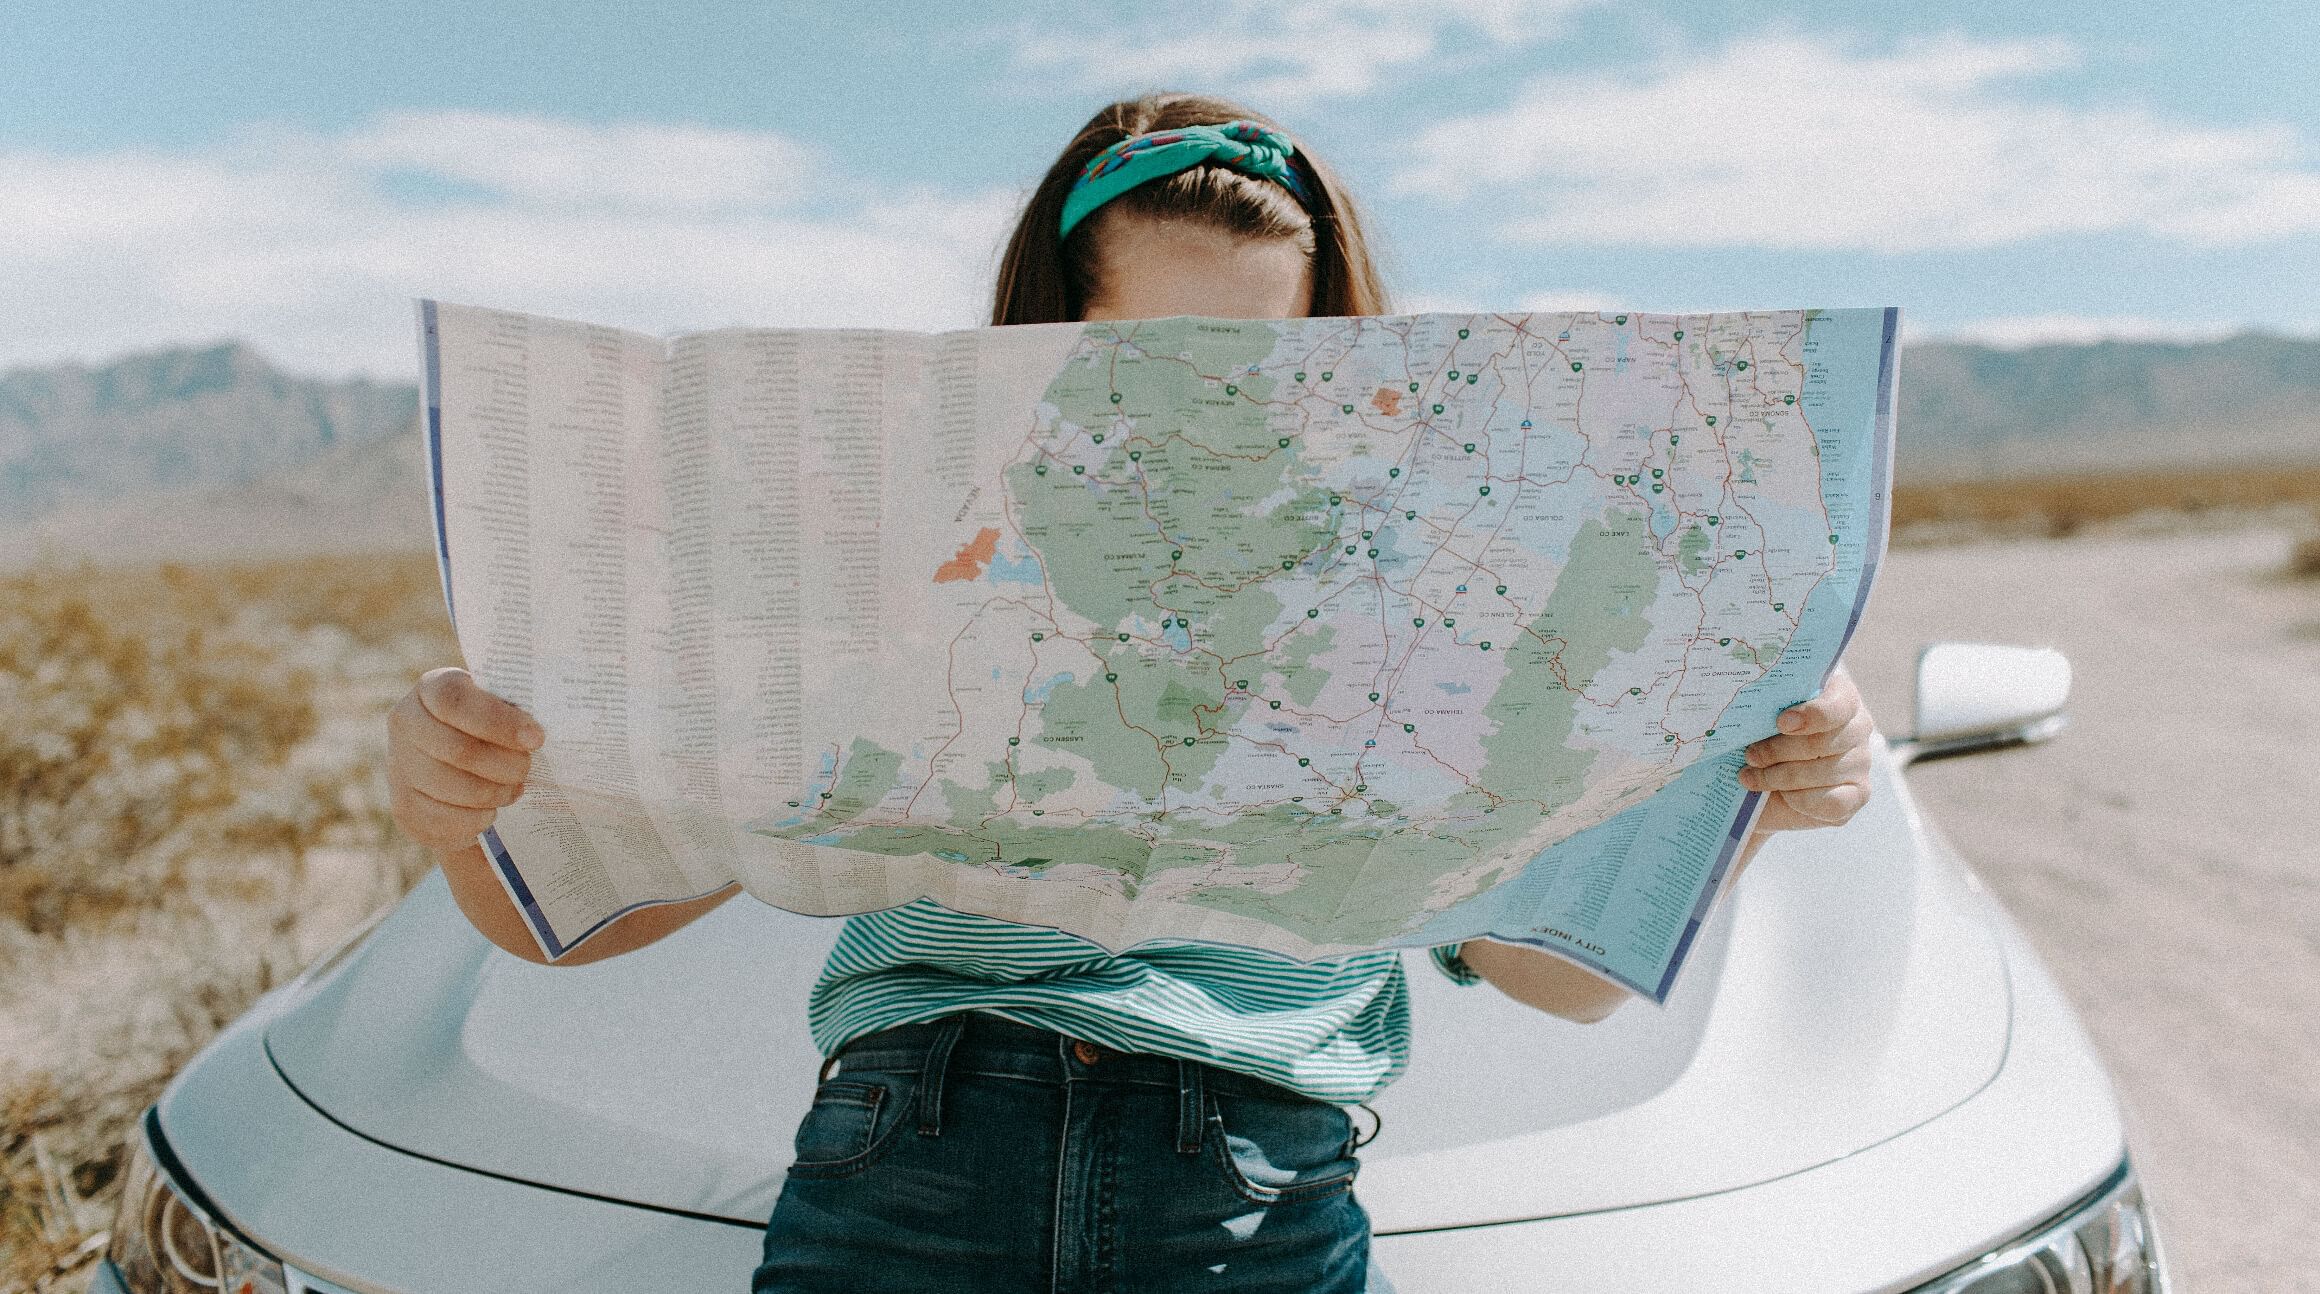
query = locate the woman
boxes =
[385,92,1876,1293]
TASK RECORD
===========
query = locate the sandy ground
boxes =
[1845,521,2320,1293]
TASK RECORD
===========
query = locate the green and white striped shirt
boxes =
[807,900,1481,1106]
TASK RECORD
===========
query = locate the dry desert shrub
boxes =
[2290,532,2320,580]
[0,551,454,1285]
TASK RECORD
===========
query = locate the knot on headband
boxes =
[1059,120,1313,240]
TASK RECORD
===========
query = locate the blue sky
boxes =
[5,0,2317,379]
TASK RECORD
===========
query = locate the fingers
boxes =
[386,667,540,853]
[1772,780,1869,826]
[417,666,545,753]
[1739,745,1868,793]
[1747,704,1873,767]
[395,695,533,784]
[405,750,526,810]
[1769,665,1863,737]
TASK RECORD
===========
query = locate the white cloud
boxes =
[0,112,1022,380]
[1396,33,2320,251]
[1009,0,1604,107]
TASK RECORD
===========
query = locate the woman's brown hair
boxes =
[990,91,1393,326]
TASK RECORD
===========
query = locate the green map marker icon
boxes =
[1110,393,1122,403]
[1278,438,1291,448]
[1369,691,1380,701]
[1706,415,1717,426]
[1322,371,1333,381]
[1034,464,1047,475]
[1615,314,1628,325]
[1458,328,1470,339]
[1270,700,1281,709]
[1448,370,1460,380]
[1298,757,1310,767]
[1495,584,1507,594]
[1129,450,1141,461]
[1408,381,1420,392]
[1225,384,1238,395]
[1106,672,1118,681]
[1571,361,1583,372]
[1464,442,1476,453]
[1072,465,1084,474]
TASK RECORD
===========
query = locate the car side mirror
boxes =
[1897,642,2072,765]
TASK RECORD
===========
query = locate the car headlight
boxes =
[106,1109,288,1294]
[1916,1160,2163,1293]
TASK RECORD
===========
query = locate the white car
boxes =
[93,643,2169,1293]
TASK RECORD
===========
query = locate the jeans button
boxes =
[1071,1039,1104,1065]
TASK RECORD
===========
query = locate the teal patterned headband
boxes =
[1059,120,1312,240]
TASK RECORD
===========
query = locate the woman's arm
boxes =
[1456,663,1876,1023]
[438,841,740,966]
[390,665,739,967]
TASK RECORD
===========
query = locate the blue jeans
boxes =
[752,1012,1377,1293]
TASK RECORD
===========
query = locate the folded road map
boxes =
[418,300,1896,999]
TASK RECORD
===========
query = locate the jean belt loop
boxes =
[1175,1057,1205,1155]
[917,1013,969,1138]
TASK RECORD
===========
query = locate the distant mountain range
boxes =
[1897,331,2320,480]
[2,331,2316,566]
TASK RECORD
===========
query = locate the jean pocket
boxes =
[1206,1089,1361,1205]
[788,1078,910,1179]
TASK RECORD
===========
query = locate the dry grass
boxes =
[1893,464,2320,544]
[0,551,455,1287]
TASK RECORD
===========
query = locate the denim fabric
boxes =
[753,1012,1380,1294]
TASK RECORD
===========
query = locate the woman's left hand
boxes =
[1738,661,1875,834]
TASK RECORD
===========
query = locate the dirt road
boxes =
[1846,522,2320,1293]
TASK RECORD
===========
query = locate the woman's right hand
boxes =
[386,666,545,854]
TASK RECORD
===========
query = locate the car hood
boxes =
[265,738,2009,1232]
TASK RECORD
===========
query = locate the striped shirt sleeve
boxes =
[1427,941,1483,986]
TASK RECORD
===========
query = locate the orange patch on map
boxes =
[1370,387,1403,417]
[934,527,1001,583]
